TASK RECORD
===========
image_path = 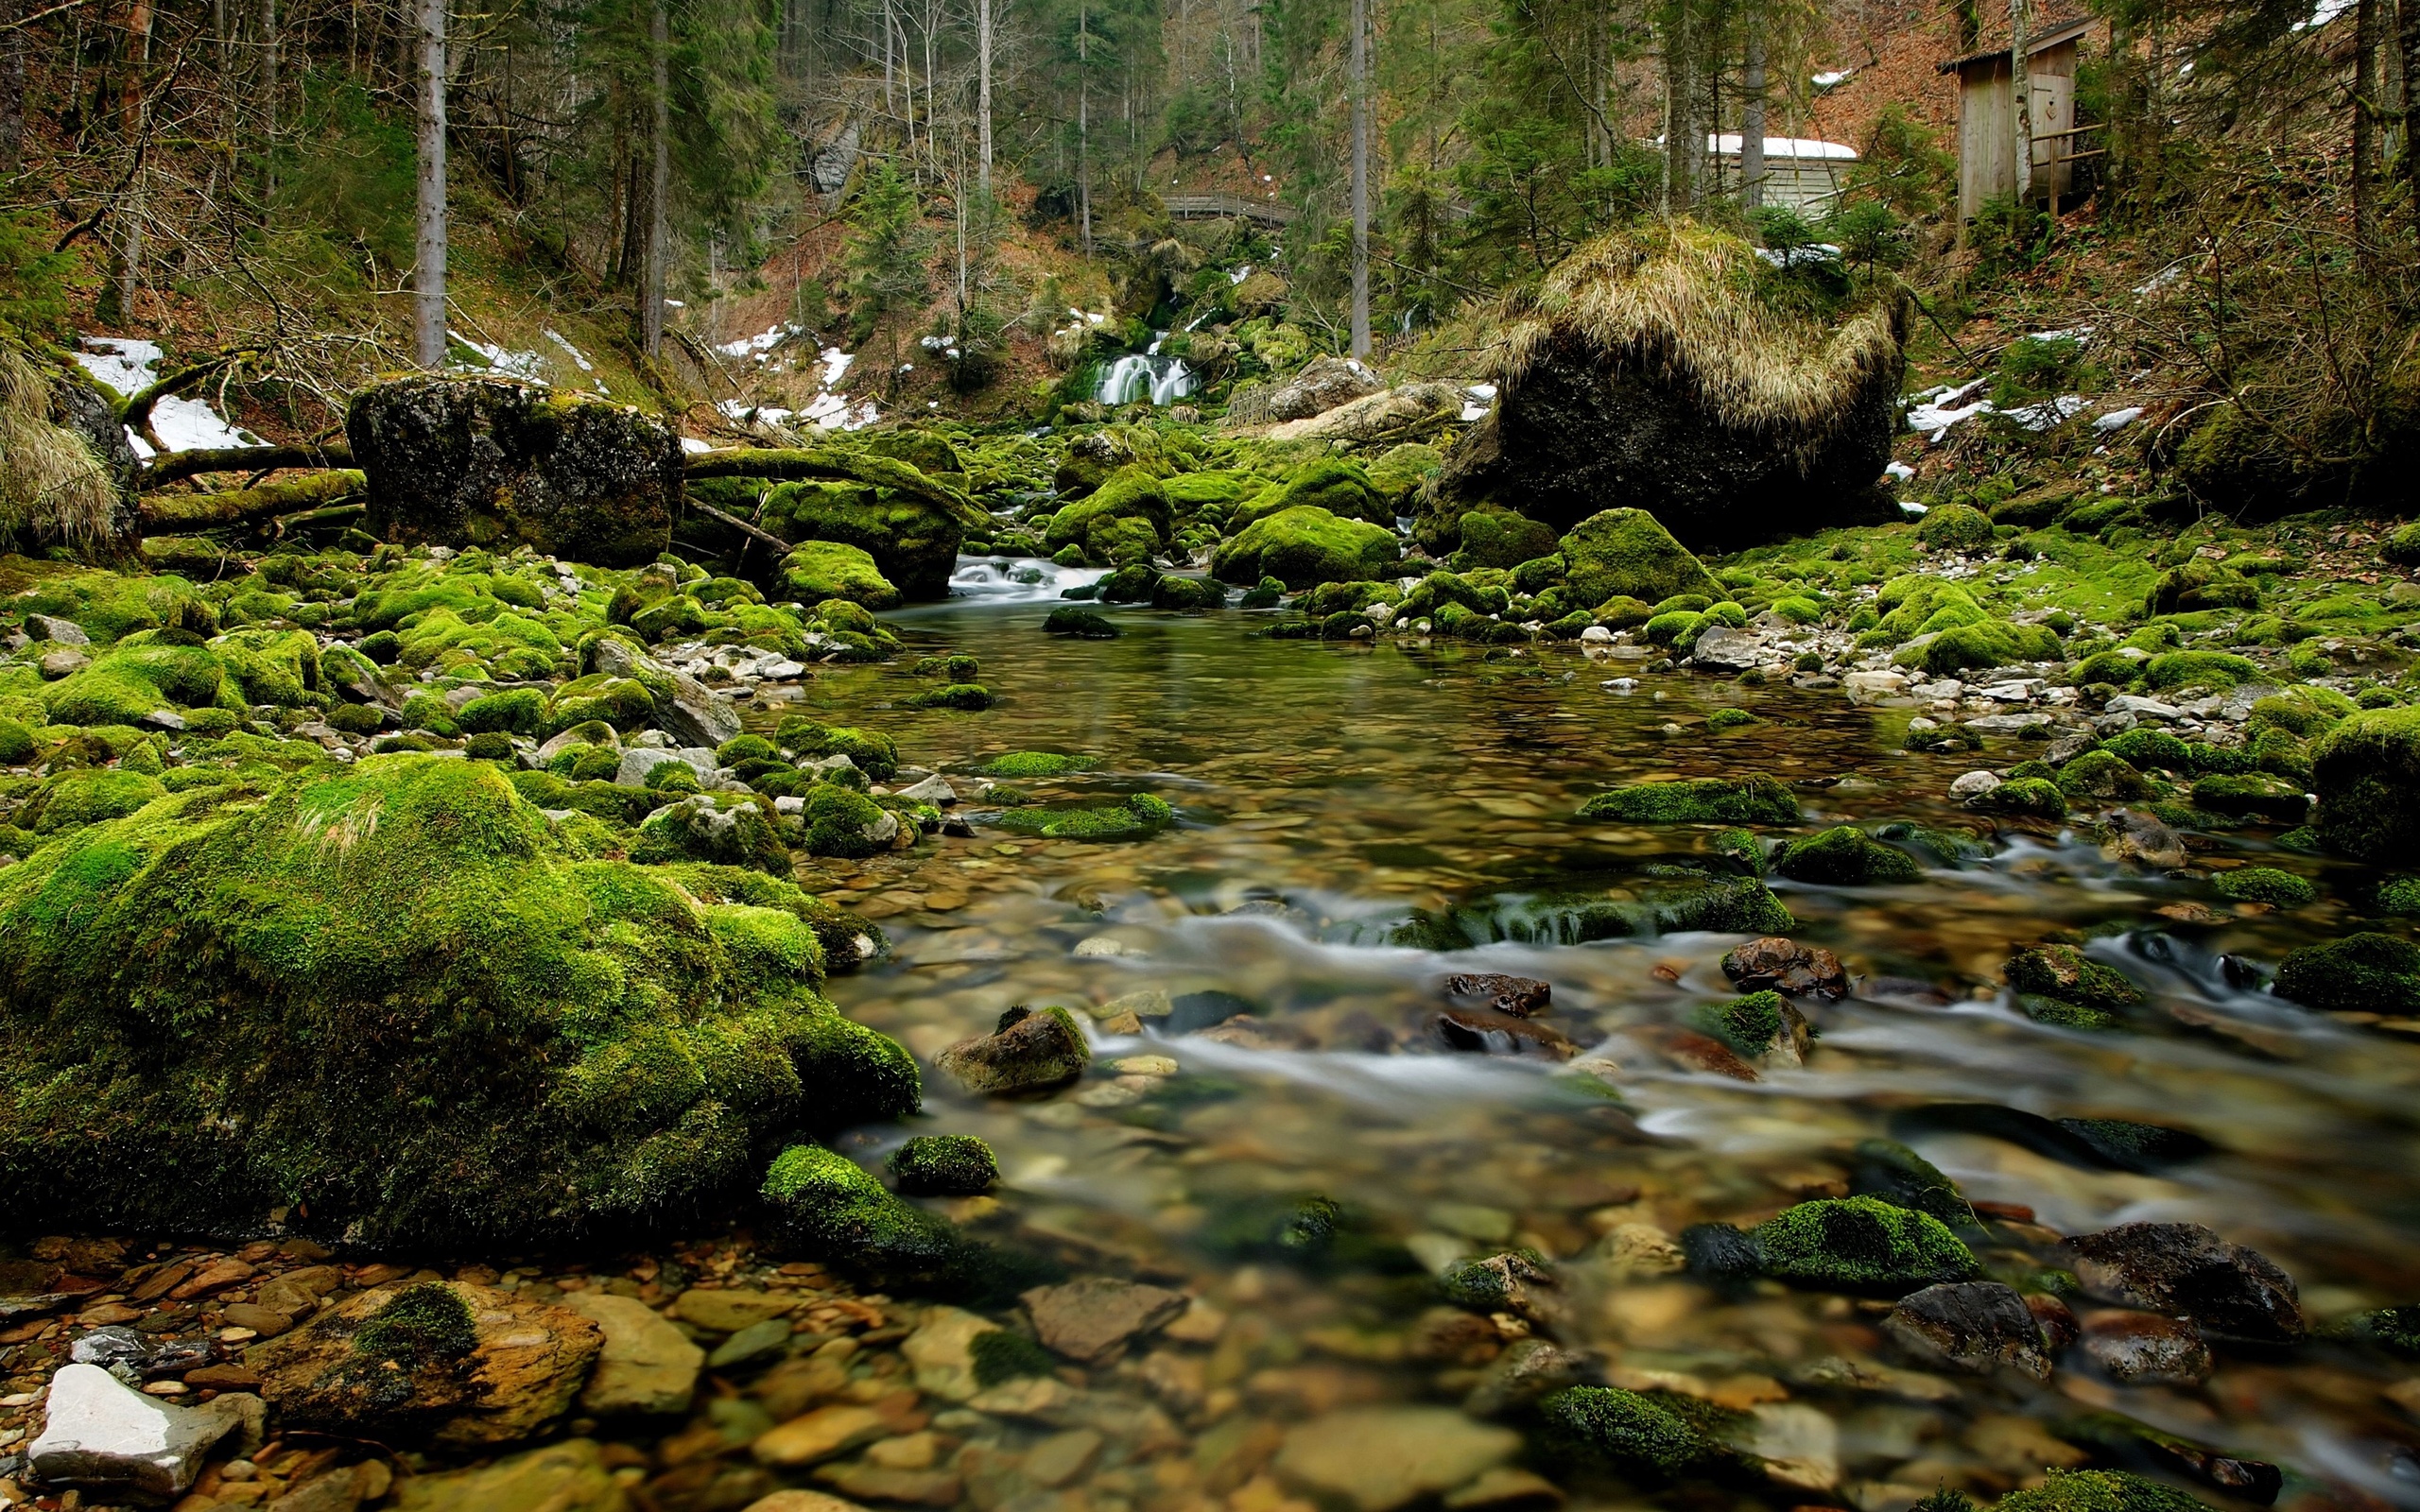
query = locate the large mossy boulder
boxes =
[2311,706,2420,861]
[1556,508,1723,607]
[780,541,900,610]
[0,754,918,1244]
[1422,223,1905,554]
[757,480,964,599]
[1043,466,1173,566]
[347,376,680,566]
[1212,505,1401,589]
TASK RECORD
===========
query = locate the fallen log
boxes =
[682,447,988,529]
[138,471,368,532]
[137,441,354,490]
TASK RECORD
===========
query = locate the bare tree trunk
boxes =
[0,0,24,178]
[1078,0,1092,257]
[259,0,278,164]
[413,0,446,367]
[107,0,154,325]
[1349,0,1370,357]
[2010,0,2032,202]
[977,0,992,192]
[1662,0,1692,209]
[643,0,668,357]
[2404,0,2420,225]
[2355,0,2380,265]
[1740,22,1766,212]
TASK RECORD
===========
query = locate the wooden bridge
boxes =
[1164,194,1298,227]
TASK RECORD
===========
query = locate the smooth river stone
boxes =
[1274,1405,1521,1512]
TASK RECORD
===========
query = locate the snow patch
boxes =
[1460,382,1497,422]
[543,329,596,372]
[717,323,798,361]
[2093,406,2145,433]
[1811,69,1853,88]
[1885,460,1915,482]
[73,337,265,458]
[680,437,713,455]
[1755,243,1841,268]
[449,332,545,382]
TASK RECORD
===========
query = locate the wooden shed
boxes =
[1938,16,2096,223]
[1705,135,1860,213]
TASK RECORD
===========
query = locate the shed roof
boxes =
[1706,133,1859,161]
[1936,16,2094,75]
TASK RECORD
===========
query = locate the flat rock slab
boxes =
[29,1362,251,1498]
[559,1292,704,1416]
[389,1437,631,1512]
[1275,1405,1521,1512]
[1022,1278,1189,1364]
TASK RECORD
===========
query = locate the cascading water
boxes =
[1096,332,1196,405]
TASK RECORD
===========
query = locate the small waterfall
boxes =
[949,557,1111,603]
[1096,335,1196,406]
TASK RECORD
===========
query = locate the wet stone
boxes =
[2064,1222,2305,1342]
[1720,936,1850,998]
[1274,1406,1523,1512]
[2079,1310,2213,1384]
[1883,1282,2051,1380]
[1022,1278,1189,1364]
[1441,972,1552,1018]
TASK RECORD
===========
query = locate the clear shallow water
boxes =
[753,583,2420,1512]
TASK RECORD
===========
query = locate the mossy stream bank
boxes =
[5,497,2420,1512]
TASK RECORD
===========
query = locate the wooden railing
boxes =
[1164,194,1299,226]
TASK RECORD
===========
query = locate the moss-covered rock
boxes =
[888,1134,999,1195]
[2145,560,2260,615]
[40,634,245,727]
[2274,931,2420,1013]
[1967,777,2068,819]
[1212,506,1401,589]
[1751,1195,1981,1292]
[631,794,790,874]
[802,786,900,858]
[1234,457,1393,530]
[760,481,965,598]
[993,792,1175,841]
[347,376,679,565]
[937,1005,1092,1094]
[2214,867,2315,906]
[2311,706,2420,860]
[2058,749,2155,801]
[2190,772,2308,824]
[780,541,900,610]
[1772,826,1922,885]
[1996,1470,2212,1512]
[1897,620,2063,675]
[1556,508,1724,609]
[1536,1386,1711,1478]
[761,1143,959,1277]
[775,718,898,780]
[974,751,1099,778]
[1917,503,1993,552]
[1577,776,1799,825]
[905,682,995,711]
[1044,467,1174,567]
[0,754,917,1243]
[1453,507,1561,571]
[2006,944,2145,1011]
[18,768,170,833]
[1043,607,1118,639]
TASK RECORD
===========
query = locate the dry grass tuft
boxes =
[1495,220,1903,437]
[0,345,123,554]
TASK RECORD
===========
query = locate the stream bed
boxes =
[721,571,2420,1512]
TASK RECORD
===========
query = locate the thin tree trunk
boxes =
[977,0,992,192]
[0,0,24,178]
[107,0,154,325]
[1078,0,1092,257]
[2010,0,2032,202]
[1349,0,1370,357]
[1662,0,1691,209]
[643,0,668,357]
[1740,23,1766,212]
[259,0,277,164]
[413,0,446,367]
[2354,0,2380,265]
[2404,0,2420,223]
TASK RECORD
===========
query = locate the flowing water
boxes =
[744,568,2420,1512]
[1097,338,1198,407]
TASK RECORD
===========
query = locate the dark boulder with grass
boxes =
[1424,224,1904,554]
[2274,931,2420,1013]
[348,375,681,566]
[2312,706,2420,859]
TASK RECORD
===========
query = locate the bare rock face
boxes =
[347,376,680,565]
[1246,356,1385,424]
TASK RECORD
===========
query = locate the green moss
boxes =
[775,719,899,780]
[1995,1470,2212,1512]
[1968,778,2068,819]
[888,1133,1000,1195]
[42,636,240,727]
[2143,650,2263,692]
[1044,607,1118,638]
[1897,619,2063,674]
[2189,772,2308,824]
[458,687,547,737]
[1642,610,1707,647]
[19,769,169,833]
[0,755,916,1244]
[1537,1386,1710,1477]
[1557,509,1722,608]
[1850,1139,1976,1226]
[463,732,514,763]
[1772,826,1922,885]
[2057,749,2155,800]
[803,786,892,859]
[1704,707,1758,731]
[717,734,778,765]
[631,795,789,874]
[2006,944,2145,1010]
[969,1327,1057,1385]
[1576,776,1800,825]
[1150,574,1228,611]
[2311,706,2420,860]
[993,792,1175,841]
[2102,728,2191,770]
[2376,875,2420,914]
[2145,560,2260,615]
[760,1143,959,1277]
[1045,467,1173,566]
[644,762,701,794]
[2020,995,2118,1030]
[1917,503,1994,552]
[2274,931,2420,1013]
[0,720,35,765]
[974,751,1098,778]
[2346,1304,2420,1355]
[351,1283,478,1365]
[1212,506,1401,590]
[1691,990,1786,1056]
[1751,1195,1981,1291]
[781,541,900,610]
[905,682,995,711]
[2215,867,2315,906]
